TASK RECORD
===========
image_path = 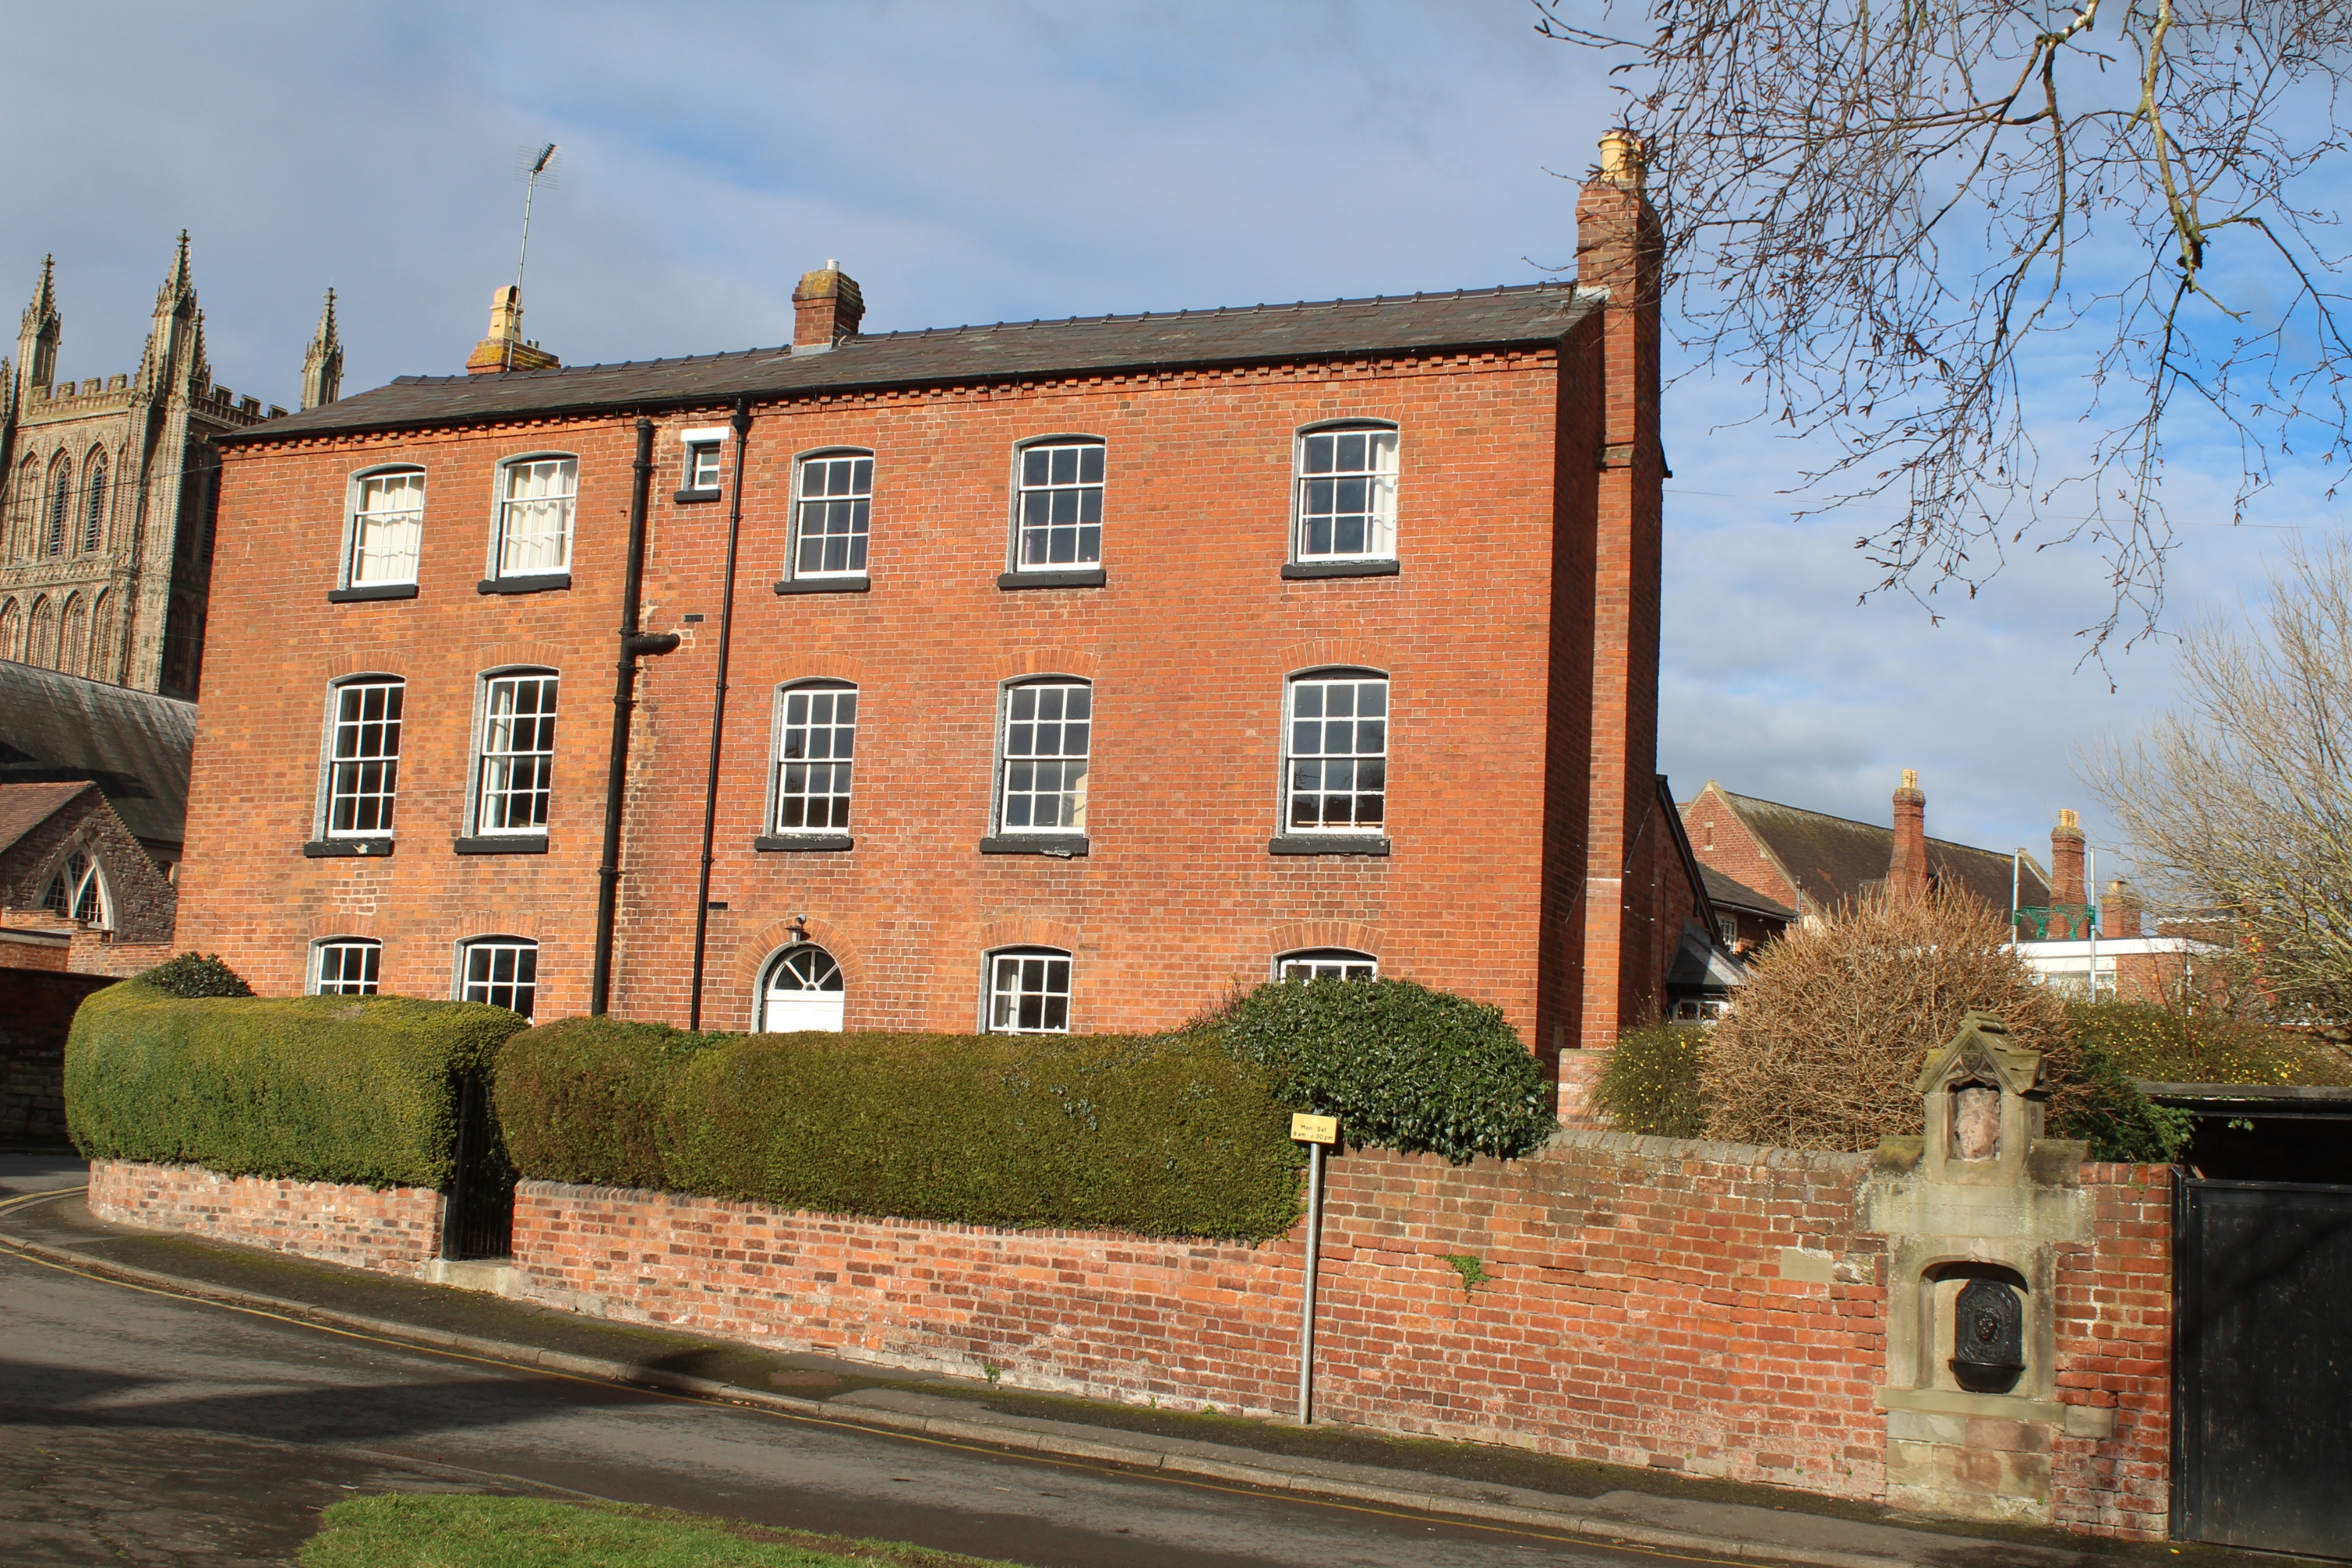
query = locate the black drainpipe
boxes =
[688,397,753,1030]
[590,416,678,1016]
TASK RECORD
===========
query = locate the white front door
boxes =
[762,944,845,1032]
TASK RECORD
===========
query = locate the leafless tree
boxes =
[2082,539,2352,1019]
[1701,886,2067,1150]
[1536,2,2352,655]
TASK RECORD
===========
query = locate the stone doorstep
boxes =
[419,1258,528,1298]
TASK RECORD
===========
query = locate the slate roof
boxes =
[1711,789,2048,915]
[223,282,1596,444]
[0,780,96,860]
[0,661,197,852]
[1700,865,1796,921]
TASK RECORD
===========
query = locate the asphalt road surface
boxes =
[0,1232,1688,1568]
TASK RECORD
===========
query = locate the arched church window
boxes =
[59,593,87,676]
[760,943,845,1033]
[42,848,109,928]
[44,454,71,555]
[27,596,58,667]
[0,599,19,662]
[82,453,107,552]
[88,591,114,684]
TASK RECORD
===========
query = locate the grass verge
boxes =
[300,1494,1023,1568]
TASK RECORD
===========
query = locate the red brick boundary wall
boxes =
[504,1131,2172,1539]
[89,1159,443,1273]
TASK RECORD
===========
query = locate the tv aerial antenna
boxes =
[508,143,560,369]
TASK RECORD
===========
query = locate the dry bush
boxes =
[1703,887,2066,1152]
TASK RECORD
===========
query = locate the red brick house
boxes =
[176,137,1682,1104]
[1682,775,2049,938]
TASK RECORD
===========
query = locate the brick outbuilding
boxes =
[179,138,1689,1103]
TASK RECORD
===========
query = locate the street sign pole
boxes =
[1290,1112,1337,1425]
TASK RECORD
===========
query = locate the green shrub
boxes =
[493,1016,720,1189]
[496,1021,1304,1241]
[1217,978,1555,1163]
[2047,1039,2195,1163]
[67,982,528,1188]
[136,952,254,999]
[1595,1021,1709,1138]
[2064,1000,2352,1087]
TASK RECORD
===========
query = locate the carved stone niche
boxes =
[1862,1011,2111,1525]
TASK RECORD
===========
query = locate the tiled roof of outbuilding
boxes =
[223,281,1596,443]
[1699,865,1796,921]
[0,661,197,851]
[0,780,96,860]
[1713,789,2047,915]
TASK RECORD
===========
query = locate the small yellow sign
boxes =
[1290,1112,1338,1145]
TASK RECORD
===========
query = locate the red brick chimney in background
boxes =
[2050,809,2087,938]
[1889,768,1928,901]
[1574,129,1667,1050]
[2106,878,2143,938]
[793,260,865,348]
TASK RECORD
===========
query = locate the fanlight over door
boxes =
[762,944,845,1032]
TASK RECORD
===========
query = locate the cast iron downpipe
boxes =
[687,397,753,1029]
[590,416,678,1015]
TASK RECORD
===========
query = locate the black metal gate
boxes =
[2174,1175,2352,1558]
[440,1073,514,1262]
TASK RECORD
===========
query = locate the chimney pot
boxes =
[793,262,866,349]
[1598,129,1646,191]
[466,284,559,376]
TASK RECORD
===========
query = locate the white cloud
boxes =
[6,0,2343,891]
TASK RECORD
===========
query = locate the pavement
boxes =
[0,1152,2303,1568]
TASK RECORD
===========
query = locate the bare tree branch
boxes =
[1536,1,2352,657]
[2081,539,2352,1018]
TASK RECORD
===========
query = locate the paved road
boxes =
[0,1232,1672,1568]
[0,1152,90,1200]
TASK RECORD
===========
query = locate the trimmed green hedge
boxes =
[1217,978,1556,1163]
[66,982,529,1189]
[495,1022,1304,1241]
[494,1016,717,1189]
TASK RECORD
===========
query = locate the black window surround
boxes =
[753,833,855,852]
[327,583,419,604]
[773,577,871,595]
[478,572,570,596]
[980,833,1090,858]
[303,837,394,858]
[1282,559,1399,580]
[997,568,1106,590]
[453,834,549,855]
[1268,834,1392,857]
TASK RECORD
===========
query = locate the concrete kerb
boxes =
[2,1186,1976,1568]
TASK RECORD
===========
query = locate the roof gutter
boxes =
[209,325,1594,449]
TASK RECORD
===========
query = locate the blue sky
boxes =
[1,1,2325,877]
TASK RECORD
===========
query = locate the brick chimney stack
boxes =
[793,260,865,349]
[1573,130,1667,1050]
[1889,768,1928,901]
[466,285,559,376]
[2106,877,2143,938]
[2050,809,2087,938]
